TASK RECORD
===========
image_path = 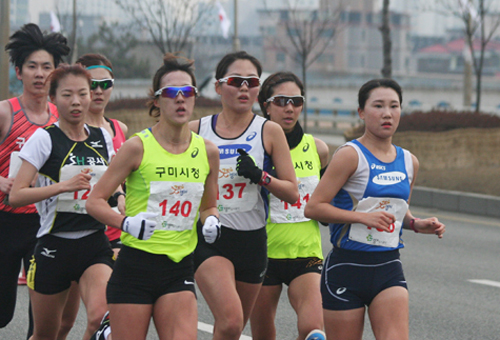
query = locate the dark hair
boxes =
[215,51,262,80]
[5,23,70,71]
[75,53,114,78]
[147,53,197,118]
[258,72,304,119]
[48,64,91,98]
[358,78,403,109]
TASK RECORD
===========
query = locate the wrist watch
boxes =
[259,171,272,186]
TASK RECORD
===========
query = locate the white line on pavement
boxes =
[198,321,252,340]
[468,279,500,288]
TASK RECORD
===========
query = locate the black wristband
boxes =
[113,191,126,200]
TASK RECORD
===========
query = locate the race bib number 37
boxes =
[349,197,408,248]
[217,173,258,214]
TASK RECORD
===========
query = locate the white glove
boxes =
[121,212,158,240]
[202,215,221,244]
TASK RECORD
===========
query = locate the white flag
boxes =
[216,1,231,39]
[50,12,61,33]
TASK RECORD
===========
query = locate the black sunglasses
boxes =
[90,79,114,90]
[266,95,305,107]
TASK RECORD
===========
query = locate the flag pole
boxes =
[232,0,240,51]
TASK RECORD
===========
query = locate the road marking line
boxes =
[468,279,500,288]
[198,321,252,340]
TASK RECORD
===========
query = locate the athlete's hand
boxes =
[362,211,396,233]
[121,212,158,240]
[117,195,126,215]
[202,215,221,244]
[236,149,262,184]
[413,217,445,238]
[62,172,92,193]
[0,176,15,194]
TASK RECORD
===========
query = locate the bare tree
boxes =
[261,0,343,131]
[114,0,216,56]
[437,0,500,112]
[379,0,392,78]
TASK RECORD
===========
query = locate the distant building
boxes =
[39,12,103,39]
[10,0,29,30]
[415,38,500,75]
[258,0,413,78]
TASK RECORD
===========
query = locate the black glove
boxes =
[236,149,262,184]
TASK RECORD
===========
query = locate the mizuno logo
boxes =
[41,248,57,258]
[90,141,103,148]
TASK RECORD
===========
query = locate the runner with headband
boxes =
[190,51,298,340]
[9,64,115,340]
[76,53,128,259]
[250,71,329,340]
[304,78,445,340]
[86,53,219,340]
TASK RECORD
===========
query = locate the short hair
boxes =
[5,23,70,71]
[48,64,91,98]
[358,79,403,109]
[147,53,197,118]
[258,72,304,119]
[215,51,262,80]
[75,53,114,78]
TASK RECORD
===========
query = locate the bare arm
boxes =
[402,154,445,238]
[198,140,220,223]
[304,146,396,232]
[86,137,143,229]
[10,160,91,207]
[0,100,14,193]
[263,121,299,204]
[314,137,330,169]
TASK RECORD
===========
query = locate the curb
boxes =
[412,186,500,218]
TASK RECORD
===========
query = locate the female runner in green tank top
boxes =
[86,54,220,340]
[250,72,329,340]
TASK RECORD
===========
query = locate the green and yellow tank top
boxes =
[267,133,323,259]
[122,129,210,262]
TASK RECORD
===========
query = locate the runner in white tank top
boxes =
[190,52,298,340]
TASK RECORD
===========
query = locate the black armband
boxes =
[108,192,125,207]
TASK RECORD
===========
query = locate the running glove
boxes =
[202,215,221,244]
[236,149,262,184]
[121,212,158,240]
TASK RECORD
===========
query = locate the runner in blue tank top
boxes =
[305,79,445,340]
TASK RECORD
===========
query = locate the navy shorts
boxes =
[28,230,114,294]
[263,257,323,286]
[321,248,407,311]
[194,221,268,284]
[107,245,196,304]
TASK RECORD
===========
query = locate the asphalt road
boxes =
[2,205,500,340]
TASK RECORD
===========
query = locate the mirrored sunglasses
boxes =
[266,95,305,107]
[154,85,198,98]
[90,79,114,90]
[218,76,260,88]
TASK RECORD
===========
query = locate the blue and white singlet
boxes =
[329,139,414,252]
